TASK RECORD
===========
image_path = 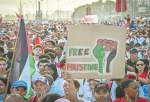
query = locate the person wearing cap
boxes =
[126,48,139,73]
[35,59,50,75]
[10,80,27,101]
[30,75,53,102]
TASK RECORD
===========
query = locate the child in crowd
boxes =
[10,80,28,101]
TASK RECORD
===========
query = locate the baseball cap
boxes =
[32,75,50,86]
[11,80,27,90]
[130,48,138,54]
[55,98,70,102]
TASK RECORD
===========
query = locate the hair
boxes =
[39,54,51,60]
[5,94,25,102]
[33,44,42,50]
[135,59,149,73]
[42,94,61,102]
[37,59,50,67]
[46,40,56,46]
[44,49,55,54]
[115,79,134,98]
[73,80,80,90]
[94,83,109,94]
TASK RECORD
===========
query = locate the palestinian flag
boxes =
[15,19,35,99]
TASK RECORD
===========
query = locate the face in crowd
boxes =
[136,60,146,73]
[10,81,27,97]
[88,79,98,92]
[130,50,138,61]
[32,76,52,97]
[0,57,8,76]
[0,78,6,94]
[11,87,27,97]
[33,45,43,57]
[124,81,139,100]
[38,59,50,75]
[94,83,110,102]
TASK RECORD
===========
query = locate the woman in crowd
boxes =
[114,79,148,102]
[135,59,150,84]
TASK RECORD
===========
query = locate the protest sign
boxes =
[65,24,126,79]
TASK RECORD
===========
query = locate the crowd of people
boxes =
[0,15,149,102]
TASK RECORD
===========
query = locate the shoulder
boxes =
[138,97,148,102]
[113,97,126,102]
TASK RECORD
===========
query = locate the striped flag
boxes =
[13,19,35,98]
[116,0,127,12]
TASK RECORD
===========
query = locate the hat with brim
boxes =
[32,75,49,86]
[11,80,27,90]
[130,48,138,53]
[55,98,70,102]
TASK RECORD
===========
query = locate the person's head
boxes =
[88,79,99,91]
[44,40,55,49]
[0,77,7,94]
[135,59,149,73]
[37,59,50,75]
[44,63,58,80]
[39,54,51,61]
[44,49,56,61]
[0,47,4,56]
[33,45,43,57]
[41,93,62,102]
[32,75,52,96]
[54,46,63,56]
[94,83,110,101]
[130,48,138,61]
[11,80,27,97]
[0,57,8,74]
[5,94,25,102]
[116,79,139,100]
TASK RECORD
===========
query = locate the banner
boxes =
[82,15,98,24]
[65,24,126,79]
[116,0,127,12]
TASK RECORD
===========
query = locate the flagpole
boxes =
[20,0,23,15]
[5,18,22,95]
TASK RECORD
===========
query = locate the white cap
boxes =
[54,98,70,102]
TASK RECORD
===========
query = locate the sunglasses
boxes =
[136,64,144,66]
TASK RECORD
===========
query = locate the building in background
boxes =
[72,0,116,23]
[127,0,150,18]
[72,0,150,23]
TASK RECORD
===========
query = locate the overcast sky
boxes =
[0,0,115,15]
